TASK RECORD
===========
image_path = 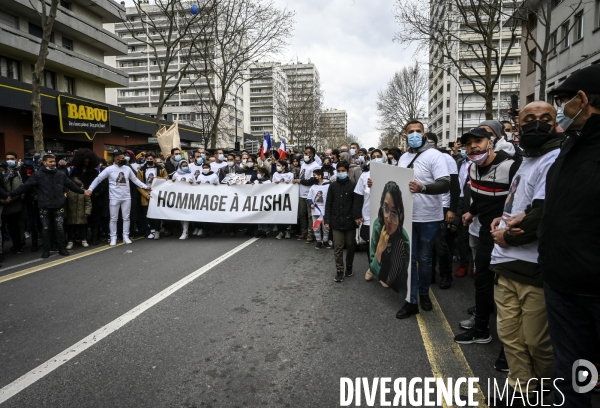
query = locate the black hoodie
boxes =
[10,167,84,209]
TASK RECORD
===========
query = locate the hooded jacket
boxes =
[539,113,600,296]
[10,167,84,209]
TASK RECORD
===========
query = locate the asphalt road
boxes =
[0,232,598,407]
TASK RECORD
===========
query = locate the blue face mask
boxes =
[6,160,16,168]
[182,167,190,173]
[556,96,582,131]
[407,132,424,149]
[460,149,467,158]
[337,172,348,180]
[196,158,203,165]
[174,155,182,162]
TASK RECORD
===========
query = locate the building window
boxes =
[0,56,20,80]
[574,12,583,41]
[64,76,75,94]
[596,0,600,28]
[0,10,19,28]
[43,70,56,89]
[463,113,471,119]
[28,23,43,38]
[551,0,563,8]
[62,37,73,51]
[60,0,71,10]
[561,22,570,50]
[550,31,558,56]
[527,49,536,74]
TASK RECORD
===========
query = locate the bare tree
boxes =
[30,0,60,151]
[378,129,400,149]
[120,0,209,132]
[277,70,323,148]
[376,61,427,135]
[190,0,295,149]
[513,0,584,100]
[395,0,520,120]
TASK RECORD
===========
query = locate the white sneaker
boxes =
[197,229,204,236]
[25,232,30,239]
[123,236,132,244]
[179,233,188,240]
[109,238,117,247]
[285,231,291,239]
[276,232,284,240]
[66,241,73,250]
[192,228,199,235]
[154,231,160,240]
[147,231,155,239]
[81,240,89,248]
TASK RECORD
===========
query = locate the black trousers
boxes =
[2,210,23,251]
[474,226,495,332]
[40,207,66,252]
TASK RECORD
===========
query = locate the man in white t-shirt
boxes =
[210,149,227,173]
[396,120,450,320]
[293,146,321,243]
[488,101,561,401]
[426,133,460,290]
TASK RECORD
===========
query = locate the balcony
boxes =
[250,100,273,106]
[0,23,128,87]
[6,0,127,54]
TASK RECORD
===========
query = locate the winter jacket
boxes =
[70,168,99,189]
[539,113,600,296]
[10,167,84,209]
[2,170,23,215]
[324,177,357,231]
[137,164,168,206]
[66,190,92,225]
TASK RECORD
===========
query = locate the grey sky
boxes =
[273,0,416,147]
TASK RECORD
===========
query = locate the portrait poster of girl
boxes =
[369,180,411,300]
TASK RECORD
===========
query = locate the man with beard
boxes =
[85,151,151,247]
[454,127,520,344]
[487,101,562,404]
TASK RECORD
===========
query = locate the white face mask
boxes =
[247,162,253,167]
[202,168,210,174]
[227,161,235,167]
[242,159,247,165]
[276,166,283,173]
[257,174,263,180]
[218,154,225,161]
[303,156,311,163]
[372,158,383,163]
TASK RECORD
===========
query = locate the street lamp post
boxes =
[234,83,243,151]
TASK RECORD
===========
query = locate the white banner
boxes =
[147,179,299,224]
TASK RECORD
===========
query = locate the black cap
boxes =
[460,128,493,145]
[548,65,600,96]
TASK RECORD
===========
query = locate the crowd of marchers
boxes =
[0,66,598,407]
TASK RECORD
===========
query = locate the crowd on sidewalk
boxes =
[0,66,599,407]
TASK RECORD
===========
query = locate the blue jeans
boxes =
[544,283,600,408]
[410,221,440,304]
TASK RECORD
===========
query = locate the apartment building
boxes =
[248,62,288,142]
[0,0,206,158]
[320,109,348,138]
[519,0,600,105]
[428,0,522,145]
[106,4,250,149]
[281,62,321,147]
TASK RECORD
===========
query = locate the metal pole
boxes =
[497,0,503,119]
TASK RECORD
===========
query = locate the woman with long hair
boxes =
[71,149,101,244]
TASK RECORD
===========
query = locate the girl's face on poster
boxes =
[382,192,400,235]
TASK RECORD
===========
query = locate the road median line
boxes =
[416,291,489,408]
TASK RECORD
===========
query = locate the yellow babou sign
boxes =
[58,95,111,140]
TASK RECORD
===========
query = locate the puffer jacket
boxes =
[10,167,84,209]
[2,170,23,215]
[66,191,92,224]
[324,177,357,230]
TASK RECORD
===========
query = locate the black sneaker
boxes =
[454,327,492,344]
[315,241,323,249]
[334,270,344,282]
[396,302,419,319]
[467,306,476,315]
[494,347,510,372]
[439,275,452,289]
[58,250,70,256]
[323,240,332,249]
[345,264,353,277]
[419,294,433,311]
[41,251,50,259]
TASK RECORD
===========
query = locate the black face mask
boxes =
[520,121,556,153]
[118,159,127,166]
[146,161,155,167]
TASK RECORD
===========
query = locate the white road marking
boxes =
[0,238,258,404]
[0,255,57,272]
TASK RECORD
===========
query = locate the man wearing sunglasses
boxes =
[539,64,600,408]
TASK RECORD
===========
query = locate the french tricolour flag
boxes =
[260,133,272,159]
[278,139,287,159]
[312,203,323,230]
